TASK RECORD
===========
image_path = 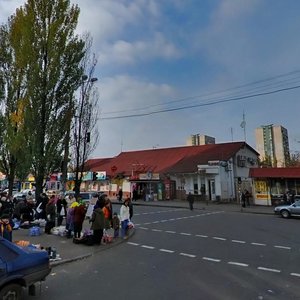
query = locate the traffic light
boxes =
[92,172,97,181]
[237,177,242,184]
[86,132,91,143]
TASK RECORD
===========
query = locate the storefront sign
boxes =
[139,173,160,180]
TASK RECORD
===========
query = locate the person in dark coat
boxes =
[90,199,105,245]
[118,188,123,202]
[187,192,194,210]
[45,195,56,234]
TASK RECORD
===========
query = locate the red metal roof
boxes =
[87,142,256,176]
[249,167,300,178]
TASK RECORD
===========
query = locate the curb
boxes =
[50,228,136,267]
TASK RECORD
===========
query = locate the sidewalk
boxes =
[13,220,135,268]
[111,199,275,215]
[11,200,273,268]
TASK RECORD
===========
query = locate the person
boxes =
[128,197,133,220]
[45,195,56,234]
[241,191,246,208]
[132,188,138,202]
[112,212,120,238]
[35,193,48,220]
[73,202,86,238]
[56,194,67,226]
[187,192,194,210]
[66,201,78,238]
[120,199,130,239]
[90,199,105,245]
[244,189,251,206]
[0,214,14,241]
[118,188,123,202]
[102,199,112,230]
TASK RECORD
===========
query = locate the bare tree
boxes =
[69,34,99,199]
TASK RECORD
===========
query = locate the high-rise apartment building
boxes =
[255,124,290,167]
[186,134,215,146]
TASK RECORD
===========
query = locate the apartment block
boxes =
[255,124,290,167]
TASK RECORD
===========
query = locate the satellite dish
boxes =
[220,161,228,167]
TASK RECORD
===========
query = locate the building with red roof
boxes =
[82,141,259,202]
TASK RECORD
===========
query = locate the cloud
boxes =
[99,32,181,66]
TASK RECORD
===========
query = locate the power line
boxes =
[100,84,300,120]
[101,69,300,116]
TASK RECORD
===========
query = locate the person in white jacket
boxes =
[119,199,130,239]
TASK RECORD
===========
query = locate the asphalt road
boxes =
[24,206,300,300]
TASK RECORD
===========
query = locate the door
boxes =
[209,180,216,201]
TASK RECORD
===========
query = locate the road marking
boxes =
[127,242,140,246]
[144,222,151,225]
[274,245,291,250]
[166,230,176,234]
[159,249,175,253]
[196,234,208,238]
[291,273,300,277]
[138,227,149,230]
[160,220,167,222]
[180,253,196,258]
[232,240,246,244]
[152,229,162,232]
[251,242,266,246]
[258,267,281,273]
[141,245,155,249]
[180,232,192,236]
[152,221,159,224]
[228,261,249,267]
[213,237,227,241]
[202,257,221,262]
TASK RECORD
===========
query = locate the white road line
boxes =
[135,223,141,226]
[166,230,176,234]
[138,227,148,230]
[152,229,162,232]
[291,273,300,277]
[202,257,221,262]
[213,237,227,241]
[160,220,167,222]
[196,234,208,238]
[251,242,266,246]
[144,222,151,225]
[141,245,155,250]
[232,240,246,244]
[159,249,175,253]
[258,267,281,273]
[152,221,159,224]
[127,242,140,246]
[274,245,291,250]
[228,261,249,267]
[180,232,192,236]
[169,218,175,221]
[180,253,196,258]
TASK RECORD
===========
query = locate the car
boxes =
[274,200,300,218]
[65,191,104,205]
[0,237,51,299]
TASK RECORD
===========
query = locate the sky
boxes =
[1,0,300,158]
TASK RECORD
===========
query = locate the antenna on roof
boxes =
[240,111,247,142]
[120,139,123,152]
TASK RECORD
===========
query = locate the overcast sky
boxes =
[1,0,300,158]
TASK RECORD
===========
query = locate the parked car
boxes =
[274,200,300,218]
[13,190,35,203]
[64,191,102,205]
[0,237,51,299]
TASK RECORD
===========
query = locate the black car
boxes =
[0,237,51,299]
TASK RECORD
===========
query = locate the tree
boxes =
[0,22,29,195]
[7,0,86,197]
[69,34,99,199]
